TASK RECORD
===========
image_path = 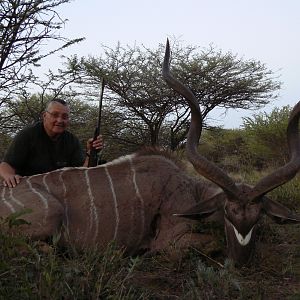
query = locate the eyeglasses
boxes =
[46,111,69,120]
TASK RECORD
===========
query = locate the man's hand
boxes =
[0,162,22,188]
[86,135,104,154]
[2,174,22,188]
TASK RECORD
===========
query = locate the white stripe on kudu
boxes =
[43,173,50,194]
[10,188,25,208]
[2,187,16,213]
[26,178,49,222]
[59,170,69,228]
[26,178,49,209]
[129,155,145,245]
[84,169,99,242]
[104,166,120,240]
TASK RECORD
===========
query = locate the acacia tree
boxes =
[67,40,281,149]
[0,0,83,107]
[0,65,89,135]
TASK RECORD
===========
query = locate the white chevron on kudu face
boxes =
[232,224,254,246]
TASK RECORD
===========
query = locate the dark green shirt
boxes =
[4,122,85,176]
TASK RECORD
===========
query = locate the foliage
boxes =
[199,127,249,172]
[0,24,282,153]
[242,105,292,168]
[65,39,280,149]
[0,93,80,134]
[269,177,300,209]
[0,0,283,154]
[0,0,84,109]
[190,260,242,299]
[0,239,144,298]
[0,94,49,135]
[0,132,11,160]
[1,98,296,166]
[198,105,295,172]
[0,212,142,298]
[0,187,299,300]
[4,208,32,229]
[0,93,135,162]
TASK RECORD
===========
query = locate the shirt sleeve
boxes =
[3,129,30,171]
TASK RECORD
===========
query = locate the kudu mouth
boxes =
[225,219,256,266]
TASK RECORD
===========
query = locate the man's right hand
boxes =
[0,162,22,188]
[2,174,22,188]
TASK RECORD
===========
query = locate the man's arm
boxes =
[68,134,103,168]
[1,125,31,186]
[0,161,22,187]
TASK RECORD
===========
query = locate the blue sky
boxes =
[40,0,300,128]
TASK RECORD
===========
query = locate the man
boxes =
[0,99,103,188]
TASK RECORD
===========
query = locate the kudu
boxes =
[0,40,299,265]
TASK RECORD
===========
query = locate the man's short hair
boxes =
[50,98,68,106]
[45,98,69,111]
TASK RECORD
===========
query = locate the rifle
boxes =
[88,78,105,167]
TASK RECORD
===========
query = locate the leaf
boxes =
[6,209,33,229]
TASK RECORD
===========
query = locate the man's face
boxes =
[42,102,70,138]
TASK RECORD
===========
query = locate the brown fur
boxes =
[136,146,185,169]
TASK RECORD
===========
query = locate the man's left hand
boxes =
[86,135,104,153]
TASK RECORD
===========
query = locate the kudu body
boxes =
[0,154,215,255]
[1,40,300,265]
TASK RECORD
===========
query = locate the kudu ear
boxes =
[262,197,300,224]
[173,193,225,220]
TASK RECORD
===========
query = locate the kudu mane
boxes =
[136,146,185,169]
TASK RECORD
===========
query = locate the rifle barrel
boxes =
[88,78,105,167]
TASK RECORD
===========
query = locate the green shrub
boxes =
[0,217,145,300]
[242,105,292,168]
[199,127,249,172]
[268,175,300,209]
[188,260,245,299]
[199,105,295,172]
[0,133,11,161]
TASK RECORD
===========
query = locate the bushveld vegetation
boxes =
[0,171,299,299]
[1,106,299,299]
[1,2,298,298]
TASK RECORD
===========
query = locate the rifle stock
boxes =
[88,78,105,167]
